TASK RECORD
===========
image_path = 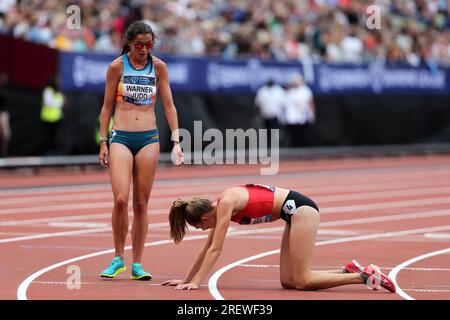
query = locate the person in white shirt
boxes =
[254,78,286,147]
[285,73,315,147]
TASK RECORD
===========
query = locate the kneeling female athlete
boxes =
[161,184,396,292]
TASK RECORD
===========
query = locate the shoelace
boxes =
[111,258,122,268]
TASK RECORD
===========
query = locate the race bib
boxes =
[241,214,273,225]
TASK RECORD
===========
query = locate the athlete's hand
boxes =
[161,279,185,286]
[175,282,199,290]
[171,143,184,166]
[99,142,109,168]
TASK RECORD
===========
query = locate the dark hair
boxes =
[169,198,214,244]
[120,20,155,56]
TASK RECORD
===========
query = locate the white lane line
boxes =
[0,209,171,226]
[2,165,450,202]
[388,248,450,300]
[4,208,450,244]
[3,206,450,230]
[423,233,450,239]
[2,193,450,218]
[3,183,450,207]
[0,228,112,244]
[15,226,288,300]
[403,289,450,293]
[0,198,187,215]
[320,197,450,214]
[7,195,450,217]
[3,164,450,196]
[239,264,450,272]
[208,225,450,300]
[315,186,450,203]
[0,213,112,226]
[0,222,168,244]
[0,192,112,205]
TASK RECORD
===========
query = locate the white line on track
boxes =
[2,164,449,197]
[320,197,450,214]
[2,194,450,218]
[3,208,450,244]
[423,233,450,239]
[388,247,450,300]
[3,183,450,206]
[16,224,450,300]
[239,264,450,272]
[15,228,268,300]
[0,222,168,244]
[403,289,450,293]
[208,225,450,300]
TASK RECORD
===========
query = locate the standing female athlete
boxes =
[162,184,395,292]
[98,21,184,280]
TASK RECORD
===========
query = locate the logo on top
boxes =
[123,76,155,86]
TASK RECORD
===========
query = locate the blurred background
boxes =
[1,0,450,163]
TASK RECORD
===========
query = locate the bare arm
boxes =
[161,226,215,286]
[156,59,179,141]
[183,228,215,282]
[156,59,184,164]
[176,198,233,290]
[98,60,121,167]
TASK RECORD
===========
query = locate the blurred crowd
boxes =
[1,0,450,66]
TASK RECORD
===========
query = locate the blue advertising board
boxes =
[59,51,450,95]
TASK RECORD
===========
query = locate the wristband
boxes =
[99,136,107,143]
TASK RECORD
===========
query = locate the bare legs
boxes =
[108,142,159,262]
[280,206,364,290]
[109,143,133,258]
[131,142,159,263]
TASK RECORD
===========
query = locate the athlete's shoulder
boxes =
[152,55,168,72]
[218,187,244,206]
[109,56,123,71]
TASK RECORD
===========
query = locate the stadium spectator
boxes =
[254,78,286,147]
[285,73,315,147]
[1,1,450,66]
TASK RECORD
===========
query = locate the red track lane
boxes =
[1,155,450,300]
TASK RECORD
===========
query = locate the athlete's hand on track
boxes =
[99,143,109,168]
[171,143,184,166]
[174,282,199,290]
[161,279,185,286]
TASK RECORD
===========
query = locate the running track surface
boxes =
[1,155,450,300]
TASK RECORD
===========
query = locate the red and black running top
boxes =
[230,184,275,225]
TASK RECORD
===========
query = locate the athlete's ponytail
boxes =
[169,198,214,244]
[120,42,131,55]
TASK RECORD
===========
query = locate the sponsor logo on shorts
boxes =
[109,129,117,143]
[283,200,297,215]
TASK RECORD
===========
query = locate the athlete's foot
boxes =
[100,256,126,279]
[342,259,364,274]
[131,263,152,281]
[361,264,396,293]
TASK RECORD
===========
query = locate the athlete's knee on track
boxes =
[293,274,314,291]
[280,280,295,289]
